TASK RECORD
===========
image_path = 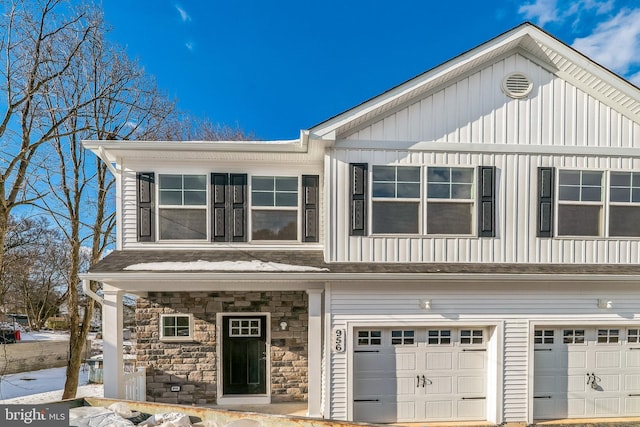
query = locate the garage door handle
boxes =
[462,349,486,352]
[461,397,485,400]
[354,350,380,353]
[354,399,380,402]
[534,396,552,399]
[629,394,640,397]
[534,348,552,351]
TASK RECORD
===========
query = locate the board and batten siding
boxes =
[329,149,640,263]
[341,53,640,149]
[326,282,640,422]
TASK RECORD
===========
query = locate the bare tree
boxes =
[0,0,100,290]
[37,9,176,397]
[150,114,255,141]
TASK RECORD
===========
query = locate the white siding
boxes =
[327,282,640,422]
[342,53,640,149]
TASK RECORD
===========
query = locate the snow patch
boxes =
[124,260,328,272]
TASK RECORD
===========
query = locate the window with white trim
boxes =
[557,170,603,236]
[460,329,484,344]
[563,329,585,344]
[427,329,451,345]
[371,166,420,233]
[609,172,640,237]
[229,318,261,337]
[597,328,619,344]
[158,174,208,240]
[534,329,554,344]
[427,167,474,235]
[391,330,415,345]
[628,329,640,343]
[357,330,382,346]
[251,176,298,240]
[160,314,193,341]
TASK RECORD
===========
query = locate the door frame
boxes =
[216,312,271,405]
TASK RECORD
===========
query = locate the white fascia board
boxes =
[309,25,538,140]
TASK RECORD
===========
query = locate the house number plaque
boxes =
[332,328,346,353]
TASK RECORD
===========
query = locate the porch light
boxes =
[597,299,613,309]
[279,321,288,331]
[420,299,431,310]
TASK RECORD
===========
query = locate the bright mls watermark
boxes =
[1,404,68,426]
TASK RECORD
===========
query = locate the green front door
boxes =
[222,316,267,395]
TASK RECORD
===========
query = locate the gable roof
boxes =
[309,22,640,140]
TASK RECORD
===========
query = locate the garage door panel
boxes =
[459,351,485,369]
[536,350,565,368]
[425,400,452,419]
[624,374,640,391]
[626,351,640,367]
[354,376,399,396]
[396,352,417,370]
[353,402,398,424]
[458,399,485,418]
[598,374,620,391]
[567,398,587,417]
[567,351,587,368]
[593,397,620,416]
[596,351,621,368]
[425,376,452,394]
[426,352,453,370]
[624,397,640,414]
[568,375,587,392]
[354,353,394,371]
[534,375,563,393]
[458,376,485,394]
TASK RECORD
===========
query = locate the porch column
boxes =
[102,285,124,398]
[306,289,323,417]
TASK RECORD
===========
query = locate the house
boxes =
[82,22,640,425]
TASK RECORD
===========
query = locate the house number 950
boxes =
[333,328,346,353]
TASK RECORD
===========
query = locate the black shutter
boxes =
[230,174,247,242]
[478,166,496,237]
[137,172,155,242]
[350,163,368,236]
[537,167,555,237]
[211,173,228,242]
[302,175,319,242]
[211,173,247,242]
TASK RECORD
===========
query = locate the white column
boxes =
[102,285,124,398]
[306,289,323,417]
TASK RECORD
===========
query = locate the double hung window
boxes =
[557,170,603,236]
[371,166,420,234]
[427,167,474,235]
[251,176,298,240]
[158,174,207,240]
[609,172,640,237]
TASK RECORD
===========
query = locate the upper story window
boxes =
[540,168,640,238]
[371,166,420,234]
[251,176,298,240]
[136,172,319,244]
[158,174,207,240]
[609,172,640,237]
[557,170,602,236]
[427,167,474,235]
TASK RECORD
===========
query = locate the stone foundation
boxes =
[135,291,308,405]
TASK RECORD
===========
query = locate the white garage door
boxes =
[534,326,640,420]
[353,327,487,423]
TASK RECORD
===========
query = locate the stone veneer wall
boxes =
[136,291,308,405]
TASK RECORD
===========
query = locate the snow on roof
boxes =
[123,260,329,272]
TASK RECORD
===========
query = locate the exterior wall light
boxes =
[420,299,431,310]
[597,299,613,309]
[279,321,288,331]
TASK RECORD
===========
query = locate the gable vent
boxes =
[502,73,533,98]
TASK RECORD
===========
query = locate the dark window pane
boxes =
[176,316,189,327]
[184,190,206,205]
[396,167,420,182]
[159,174,183,189]
[428,183,450,198]
[558,205,601,236]
[633,188,640,203]
[581,187,601,202]
[160,190,182,205]
[611,172,631,187]
[276,192,298,206]
[582,171,602,186]
[163,317,175,328]
[559,186,580,201]
[610,187,631,202]
[609,206,640,236]
[159,209,207,240]
[397,183,420,198]
[372,166,396,182]
[276,177,298,191]
[451,168,473,183]
[183,175,206,190]
[427,202,472,234]
[252,176,274,191]
[633,173,640,187]
[372,202,419,233]
[252,210,297,240]
[372,183,395,198]
[559,171,580,185]
[252,192,274,206]
[427,167,450,182]
[451,184,472,199]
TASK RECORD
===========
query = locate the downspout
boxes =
[82,279,104,305]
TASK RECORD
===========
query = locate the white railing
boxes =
[124,367,146,401]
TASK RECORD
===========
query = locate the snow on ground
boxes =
[0,365,104,402]
[19,329,71,341]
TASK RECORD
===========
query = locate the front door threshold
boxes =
[216,395,271,406]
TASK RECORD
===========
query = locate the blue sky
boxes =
[102,0,640,140]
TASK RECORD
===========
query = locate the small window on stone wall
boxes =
[160,314,194,342]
